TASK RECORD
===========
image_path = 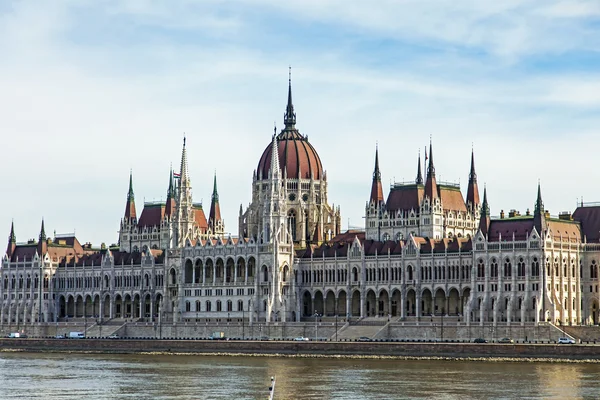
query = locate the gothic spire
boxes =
[284,66,296,129]
[466,148,480,209]
[39,219,46,242]
[165,166,176,217]
[208,172,222,234]
[416,151,423,184]
[369,145,384,205]
[8,221,16,244]
[124,170,137,222]
[179,135,190,184]
[6,221,16,259]
[479,186,490,236]
[424,139,438,200]
[534,181,546,234]
[269,133,281,180]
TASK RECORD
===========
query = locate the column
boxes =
[416,292,421,321]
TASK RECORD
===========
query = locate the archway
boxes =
[103,295,111,318]
[366,289,376,317]
[421,289,433,316]
[325,290,335,316]
[114,294,122,318]
[590,299,599,325]
[337,290,347,316]
[123,294,132,318]
[378,289,390,317]
[434,288,446,315]
[133,294,141,319]
[67,296,75,318]
[314,291,324,315]
[184,259,193,283]
[351,290,361,317]
[84,295,93,318]
[194,259,203,283]
[448,288,460,316]
[225,258,234,283]
[59,295,67,318]
[391,289,401,317]
[302,291,312,317]
[215,258,224,283]
[406,289,416,316]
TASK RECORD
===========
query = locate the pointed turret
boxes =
[534,182,546,234]
[283,66,296,129]
[424,140,438,200]
[6,221,16,258]
[37,219,47,255]
[466,149,480,210]
[165,166,176,218]
[269,134,281,180]
[179,136,190,185]
[479,186,490,237]
[416,151,423,184]
[369,145,384,205]
[208,172,222,233]
[124,170,137,223]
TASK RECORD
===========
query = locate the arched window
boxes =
[504,258,512,278]
[263,266,269,282]
[185,301,191,312]
[491,259,498,278]
[517,258,525,277]
[532,258,540,277]
[477,259,485,278]
[407,265,413,281]
[195,300,201,312]
[238,300,244,311]
[206,301,212,312]
[227,300,233,312]
[288,210,297,242]
[216,300,222,312]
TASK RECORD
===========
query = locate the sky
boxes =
[2,0,600,246]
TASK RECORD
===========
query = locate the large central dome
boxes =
[256,78,323,181]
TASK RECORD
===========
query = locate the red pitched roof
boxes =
[138,204,166,228]
[386,184,424,212]
[573,206,600,243]
[488,218,535,241]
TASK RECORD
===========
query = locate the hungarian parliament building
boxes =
[2,78,600,329]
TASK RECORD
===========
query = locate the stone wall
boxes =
[2,338,600,360]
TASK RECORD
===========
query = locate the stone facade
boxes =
[1,76,599,335]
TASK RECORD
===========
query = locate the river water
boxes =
[0,352,598,399]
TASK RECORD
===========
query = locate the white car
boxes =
[293,337,309,341]
[558,337,575,344]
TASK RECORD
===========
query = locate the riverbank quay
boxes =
[1,338,599,362]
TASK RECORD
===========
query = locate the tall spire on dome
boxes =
[369,145,384,205]
[283,66,296,129]
[416,150,423,184]
[466,148,480,210]
[124,170,137,222]
[39,219,46,242]
[424,139,438,199]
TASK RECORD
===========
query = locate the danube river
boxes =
[0,352,598,399]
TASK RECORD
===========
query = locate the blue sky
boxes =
[2,0,600,245]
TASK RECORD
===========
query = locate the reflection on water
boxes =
[0,352,598,399]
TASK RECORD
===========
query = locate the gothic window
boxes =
[477,259,485,278]
[195,300,201,312]
[407,265,413,281]
[532,258,540,277]
[591,261,598,279]
[517,258,525,278]
[288,210,297,242]
[185,301,191,312]
[206,301,212,312]
[504,258,512,278]
[238,300,244,311]
[491,259,498,278]
[216,300,222,312]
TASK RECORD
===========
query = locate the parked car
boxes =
[108,334,120,339]
[54,334,65,339]
[293,337,309,341]
[473,338,488,343]
[558,337,575,344]
[498,338,514,344]
[357,337,372,342]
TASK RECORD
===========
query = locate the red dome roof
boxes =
[257,130,323,181]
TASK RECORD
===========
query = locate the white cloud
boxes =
[1,0,600,245]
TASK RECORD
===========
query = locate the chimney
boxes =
[500,210,505,219]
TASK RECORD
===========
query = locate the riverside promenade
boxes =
[2,338,600,361]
